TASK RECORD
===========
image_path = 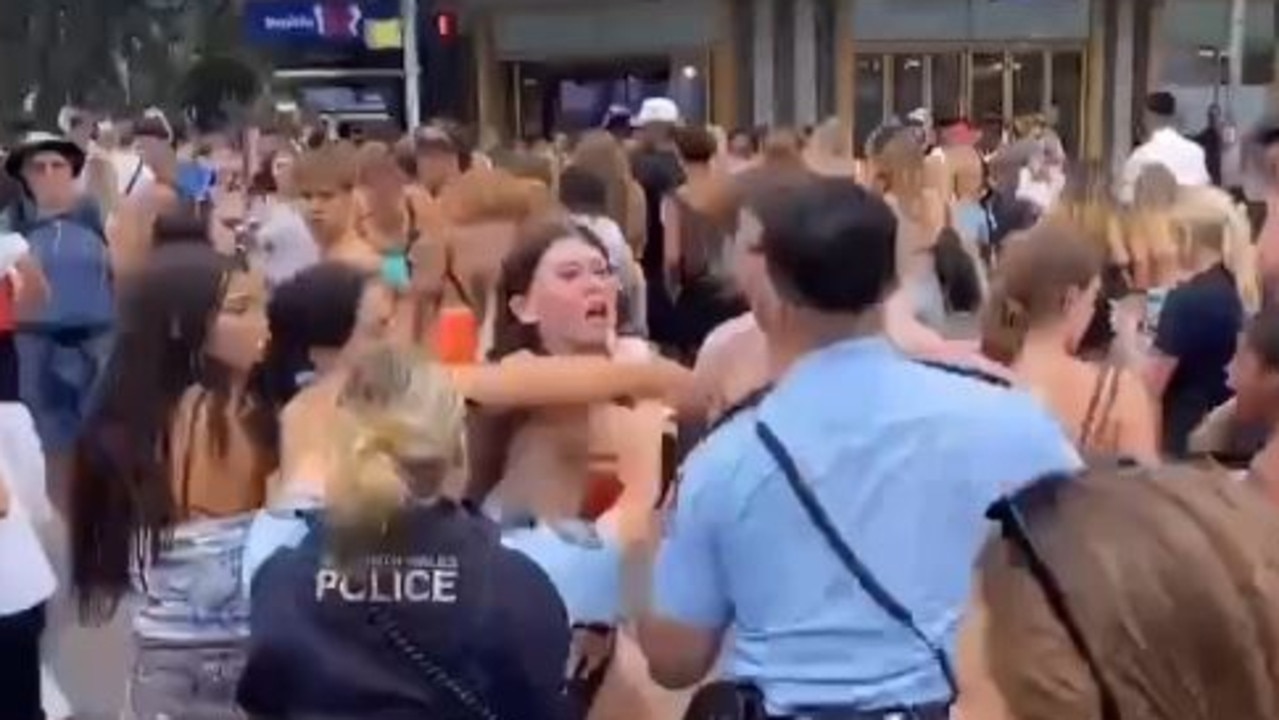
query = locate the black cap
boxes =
[1146,91,1177,118]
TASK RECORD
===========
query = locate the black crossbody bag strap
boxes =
[755,421,958,703]
[365,603,502,720]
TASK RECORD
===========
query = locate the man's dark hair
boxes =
[757,178,898,314]
[1145,91,1176,120]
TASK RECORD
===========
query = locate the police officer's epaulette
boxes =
[707,384,775,435]
[914,359,1012,388]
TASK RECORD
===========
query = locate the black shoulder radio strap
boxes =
[754,420,958,703]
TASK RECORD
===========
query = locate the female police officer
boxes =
[633,178,1079,719]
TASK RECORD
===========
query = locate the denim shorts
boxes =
[124,638,247,720]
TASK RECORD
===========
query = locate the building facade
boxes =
[459,0,1106,156]
[243,0,1279,161]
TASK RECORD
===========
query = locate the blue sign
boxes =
[243,0,397,47]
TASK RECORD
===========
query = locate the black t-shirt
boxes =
[238,502,571,720]
[630,146,686,343]
[1154,264,1244,456]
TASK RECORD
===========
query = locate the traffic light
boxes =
[434,11,457,41]
[420,9,465,119]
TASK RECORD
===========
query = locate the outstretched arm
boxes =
[450,354,694,410]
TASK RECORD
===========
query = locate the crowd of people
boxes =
[3,89,1279,720]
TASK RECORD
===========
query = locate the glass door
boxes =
[930,53,964,121]
[1050,50,1085,158]
[506,59,671,139]
[853,54,886,155]
[1011,52,1046,119]
[890,54,926,117]
[851,46,1087,157]
[969,52,1006,126]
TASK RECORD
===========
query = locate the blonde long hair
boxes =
[1171,186,1260,313]
[327,345,467,540]
[1121,164,1180,290]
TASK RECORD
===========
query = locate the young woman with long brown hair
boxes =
[71,242,273,718]
[466,216,676,719]
[981,223,1158,463]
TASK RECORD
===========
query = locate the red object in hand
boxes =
[580,471,623,521]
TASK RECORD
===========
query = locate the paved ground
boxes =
[39,514,131,720]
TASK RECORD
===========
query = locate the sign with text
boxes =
[244,0,398,47]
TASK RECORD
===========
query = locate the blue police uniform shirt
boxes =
[501,521,623,626]
[241,504,314,596]
[653,337,1080,714]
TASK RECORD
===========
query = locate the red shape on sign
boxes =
[316,2,362,39]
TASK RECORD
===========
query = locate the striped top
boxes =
[132,514,254,642]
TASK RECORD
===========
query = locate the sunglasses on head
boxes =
[985,472,1121,720]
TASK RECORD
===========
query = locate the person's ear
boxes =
[509,293,537,325]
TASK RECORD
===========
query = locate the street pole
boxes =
[1226,0,1247,185]
[402,0,422,131]
[1227,0,1246,118]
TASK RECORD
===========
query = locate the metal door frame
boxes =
[853,42,1088,150]
[503,55,708,138]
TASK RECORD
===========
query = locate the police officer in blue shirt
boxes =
[637,178,1080,719]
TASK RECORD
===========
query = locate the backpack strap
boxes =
[1079,364,1121,450]
[755,421,958,703]
[124,158,146,195]
[914,359,1012,388]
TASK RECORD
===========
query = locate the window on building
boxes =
[854,54,886,155]
[891,54,926,117]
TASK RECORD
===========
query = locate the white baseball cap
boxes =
[633,97,681,127]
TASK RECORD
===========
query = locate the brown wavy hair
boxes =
[437,167,543,226]
[980,222,1102,365]
[569,130,634,233]
[978,465,1279,720]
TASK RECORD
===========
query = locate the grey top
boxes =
[251,199,320,288]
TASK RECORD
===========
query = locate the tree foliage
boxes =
[1,0,260,129]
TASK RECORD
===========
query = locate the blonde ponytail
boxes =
[328,418,410,533]
[325,344,467,552]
